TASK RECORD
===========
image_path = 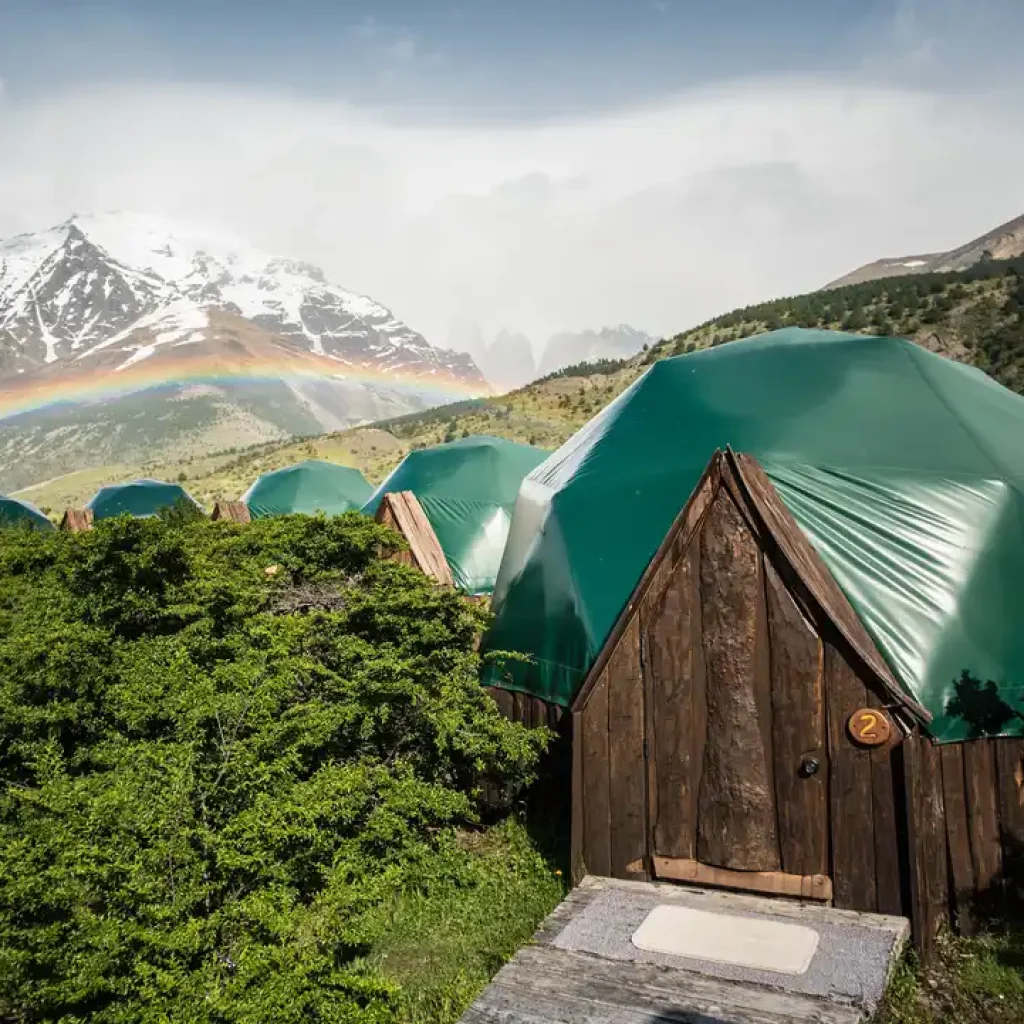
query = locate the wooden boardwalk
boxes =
[458,876,908,1024]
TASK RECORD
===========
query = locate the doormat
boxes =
[631,903,820,975]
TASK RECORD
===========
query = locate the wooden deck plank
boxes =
[472,944,865,1024]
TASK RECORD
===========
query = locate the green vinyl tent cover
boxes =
[86,479,201,520]
[484,328,1024,743]
[0,494,54,531]
[242,460,372,518]
[362,435,549,595]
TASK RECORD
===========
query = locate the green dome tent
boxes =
[363,435,549,595]
[0,494,54,531]
[86,479,201,520]
[485,328,1024,742]
[242,460,372,518]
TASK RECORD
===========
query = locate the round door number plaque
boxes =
[847,707,892,747]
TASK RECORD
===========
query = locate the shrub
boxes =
[0,514,547,1023]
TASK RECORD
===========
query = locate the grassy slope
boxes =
[16,259,1024,516]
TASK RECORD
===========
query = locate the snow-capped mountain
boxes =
[0,212,481,382]
[0,214,486,493]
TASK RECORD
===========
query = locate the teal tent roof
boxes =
[363,435,549,595]
[86,479,201,520]
[484,328,1024,742]
[242,460,372,518]
[0,495,54,531]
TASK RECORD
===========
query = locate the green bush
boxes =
[0,514,548,1023]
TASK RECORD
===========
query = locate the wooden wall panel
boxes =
[607,618,647,878]
[867,692,904,918]
[644,544,697,861]
[765,562,827,877]
[826,645,878,912]
[581,670,611,878]
[965,741,1003,896]
[905,731,949,960]
[940,742,976,932]
[697,491,780,871]
[995,739,1024,854]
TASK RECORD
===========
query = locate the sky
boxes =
[0,0,1022,354]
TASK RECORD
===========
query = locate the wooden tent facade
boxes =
[552,449,1024,956]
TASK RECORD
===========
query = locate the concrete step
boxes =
[457,875,909,1024]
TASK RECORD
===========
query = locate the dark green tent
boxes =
[0,494,54,531]
[362,435,549,595]
[485,328,1024,742]
[86,479,201,520]
[242,460,372,518]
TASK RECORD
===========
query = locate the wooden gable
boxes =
[373,491,455,588]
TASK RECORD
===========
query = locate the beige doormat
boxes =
[631,903,820,975]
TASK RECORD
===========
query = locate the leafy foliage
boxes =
[0,514,548,1023]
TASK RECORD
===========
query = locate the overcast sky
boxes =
[1,0,1022,352]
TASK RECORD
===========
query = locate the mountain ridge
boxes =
[824,212,1024,289]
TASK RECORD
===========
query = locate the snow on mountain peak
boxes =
[0,211,483,385]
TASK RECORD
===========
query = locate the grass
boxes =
[877,925,1024,1023]
[368,817,565,1024]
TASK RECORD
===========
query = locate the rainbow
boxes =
[0,352,490,422]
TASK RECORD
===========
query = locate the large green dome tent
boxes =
[484,328,1024,742]
[362,435,549,595]
[86,479,201,520]
[241,460,372,518]
[0,494,54,531]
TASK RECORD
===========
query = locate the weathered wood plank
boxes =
[868,692,904,918]
[581,671,611,878]
[512,690,527,727]
[697,490,780,871]
[644,544,696,861]
[940,742,976,933]
[826,645,877,912]
[607,617,647,879]
[995,738,1024,858]
[765,561,827,877]
[904,731,949,959]
[570,710,585,886]
[488,686,515,722]
[653,856,832,900]
[470,943,864,1024]
[375,491,454,586]
[964,740,1003,896]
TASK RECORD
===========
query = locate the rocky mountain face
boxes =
[537,324,654,377]
[478,330,537,390]
[0,213,485,491]
[824,212,1024,289]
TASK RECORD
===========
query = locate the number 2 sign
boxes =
[847,707,892,748]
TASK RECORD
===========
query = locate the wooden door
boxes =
[642,487,832,900]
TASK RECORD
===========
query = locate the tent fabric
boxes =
[86,479,201,520]
[362,435,549,595]
[484,328,1024,743]
[242,460,372,518]
[0,495,54,531]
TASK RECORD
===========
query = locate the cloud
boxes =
[0,72,1021,353]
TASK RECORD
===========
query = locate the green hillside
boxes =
[13,259,1023,515]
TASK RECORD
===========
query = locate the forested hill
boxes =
[645,256,1024,393]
